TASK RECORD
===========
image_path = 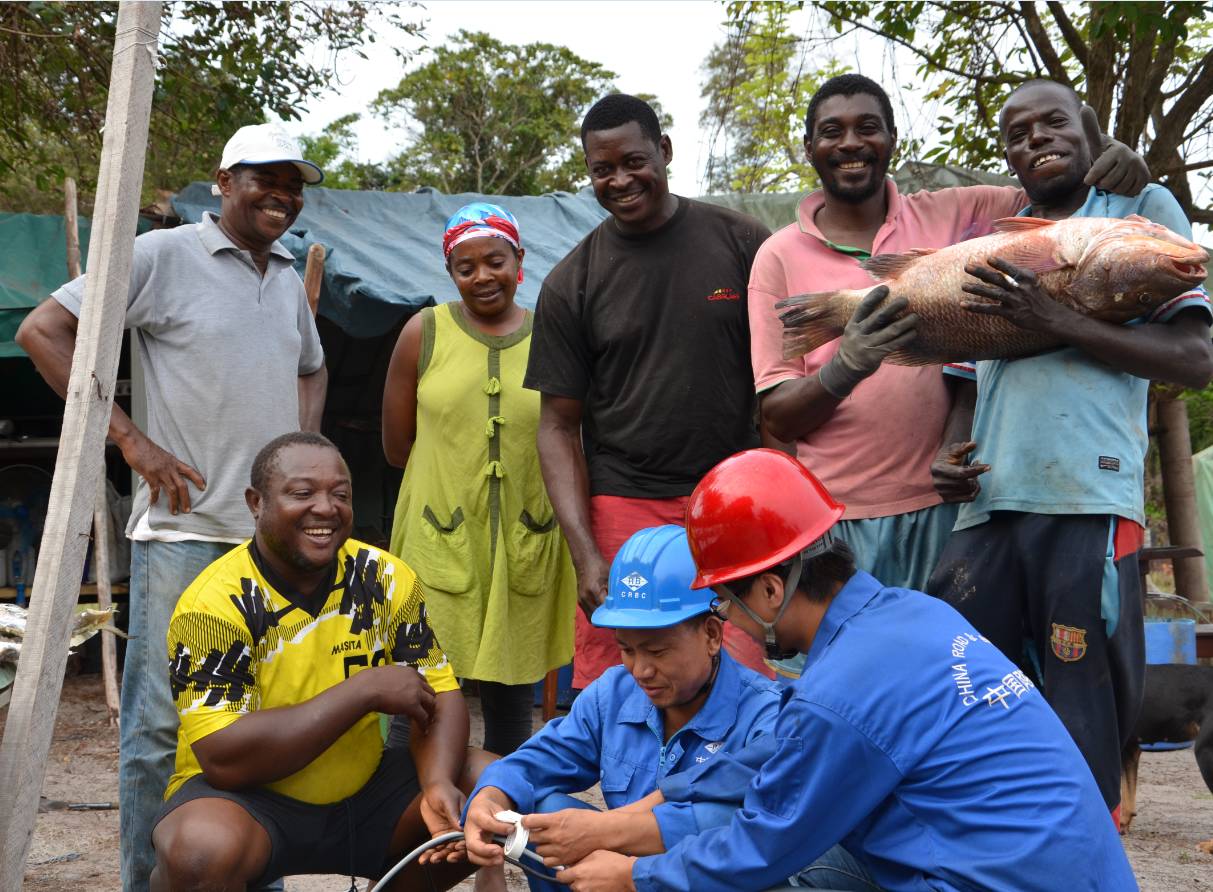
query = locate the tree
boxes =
[700,3,846,193]
[0,1,423,214]
[806,1,1213,225]
[370,31,671,196]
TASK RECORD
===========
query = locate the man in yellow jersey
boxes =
[150,432,476,891]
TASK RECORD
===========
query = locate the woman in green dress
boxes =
[383,203,575,756]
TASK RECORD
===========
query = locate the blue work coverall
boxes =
[636,572,1138,892]
[469,649,781,847]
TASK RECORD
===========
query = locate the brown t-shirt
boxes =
[524,197,769,497]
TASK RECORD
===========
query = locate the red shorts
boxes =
[573,494,773,688]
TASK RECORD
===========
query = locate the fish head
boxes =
[1070,218,1208,315]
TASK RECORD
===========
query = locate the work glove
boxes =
[1082,105,1149,196]
[817,285,918,399]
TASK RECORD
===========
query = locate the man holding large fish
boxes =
[747,74,1149,680]
[923,78,1213,824]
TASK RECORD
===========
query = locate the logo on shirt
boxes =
[621,573,648,591]
[704,740,723,753]
[1051,624,1088,662]
[707,287,740,302]
[1098,456,1121,472]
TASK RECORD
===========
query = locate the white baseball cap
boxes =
[218,123,324,184]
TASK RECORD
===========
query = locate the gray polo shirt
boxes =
[54,213,324,540]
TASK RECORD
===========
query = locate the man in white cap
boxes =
[16,122,328,892]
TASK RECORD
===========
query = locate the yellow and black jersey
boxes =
[164,537,459,804]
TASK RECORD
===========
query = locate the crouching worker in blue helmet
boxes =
[458,525,781,891]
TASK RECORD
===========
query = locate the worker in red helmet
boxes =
[557,449,1137,892]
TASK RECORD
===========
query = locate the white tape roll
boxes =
[494,809,529,860]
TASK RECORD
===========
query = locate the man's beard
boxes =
[821,155,891,204]
[1021,164,1089,208]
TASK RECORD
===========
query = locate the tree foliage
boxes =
[807,1,1213,224]
[0,1,423,213]
[700,3,846,193]
[368,30,663,196]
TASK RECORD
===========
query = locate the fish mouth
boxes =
[1167,258,1208,284]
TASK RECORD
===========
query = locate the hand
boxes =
[462,787,516,867]
[961,257,1076,334]
[1081,105,1149,197]
[356,664,435,725]
[931,441,990,503]
[524,807,608,868]
[417,780,467,865]
[556,850,638,891]
[574,552,609,619]
[121,431,206,515]
[818,285,918,398]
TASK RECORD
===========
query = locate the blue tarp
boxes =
[172,184,610,338]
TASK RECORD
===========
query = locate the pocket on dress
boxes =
[508,508,558,597]
[412,505,473,594]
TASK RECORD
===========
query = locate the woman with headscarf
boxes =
[383,203,575,758]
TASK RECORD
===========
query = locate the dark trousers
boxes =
[927,512,1144,809]
[479,681,535,757]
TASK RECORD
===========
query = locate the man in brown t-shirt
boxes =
[524,93,772,687]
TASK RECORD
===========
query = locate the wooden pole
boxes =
[66,176,121,726]
[303,243,326,317]
[542,669,558,722]
[1157,395,1210,602]
[0,4,161,883]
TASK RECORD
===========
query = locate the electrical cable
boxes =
[375,830,560,888]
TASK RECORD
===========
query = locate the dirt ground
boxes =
[10,675,1213,891]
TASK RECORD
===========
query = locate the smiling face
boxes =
[248,443,353,588]
[806,93,896,204]
[1000,82,1092,208]
[583,121,675,235]
[447,237,523,320]
[217,161,304,251]
[615,616,721,710]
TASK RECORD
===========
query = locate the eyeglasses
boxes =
[709,587,734,618]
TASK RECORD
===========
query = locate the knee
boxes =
[155,818,257,890]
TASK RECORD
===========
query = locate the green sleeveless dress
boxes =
[389,302,575,684]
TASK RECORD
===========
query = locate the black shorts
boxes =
[154,746,420,883]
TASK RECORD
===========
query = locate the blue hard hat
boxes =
[592,525,717,629]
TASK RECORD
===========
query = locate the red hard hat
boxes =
[686,449,845,588]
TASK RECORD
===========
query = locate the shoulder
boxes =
[1128,184,1191,233]
[903,184,1021,212]
[131,223,200,260]
[173,543,254,616]
[732,662,783,702]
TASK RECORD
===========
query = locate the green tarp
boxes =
[0,212,94,358]
[1192,445,1213,591]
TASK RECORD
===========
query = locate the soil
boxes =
[9,675,1213,891]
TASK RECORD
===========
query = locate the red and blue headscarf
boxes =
[442,202,523,283]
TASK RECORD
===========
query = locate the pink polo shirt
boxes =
[749,179,1024,520]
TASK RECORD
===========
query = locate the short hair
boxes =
[723,539,857,604]
[250,431,340,493]
[581,93,662,146]
[1000,78,1082,131]
[804,74,895,138]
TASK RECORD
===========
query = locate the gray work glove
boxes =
[1081,105,1149,196]
[817,285,918,399]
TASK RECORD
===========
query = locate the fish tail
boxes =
[776,291,849,359]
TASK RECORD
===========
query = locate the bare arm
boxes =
[759,376,844,443]
[190,664,435,791]
[410,689,473,837]
[964,260,1213,389]
[930,377,990,503]
[16,299,205,513]
[382,313,422,468]
[538,394,606,617]
[298,364,327,432]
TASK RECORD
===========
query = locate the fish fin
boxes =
[991,217,1056,232]
[984,239,1069,275]
[777,291,847,359]
[881,348,941,367]
[860,249,936,280]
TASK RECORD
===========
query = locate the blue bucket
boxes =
[1141,619,1197,751]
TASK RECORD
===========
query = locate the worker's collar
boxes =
[198,212,295,262]
[248,538,337,618]
[801,570,884,675]
[796,178,902,241]
[618,648,744,741]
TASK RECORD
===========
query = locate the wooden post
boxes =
[0,4,161,884]
[303,243,326,317]
[66,176,121,725]
[1157,394,1210,602]
[542,669,559,722]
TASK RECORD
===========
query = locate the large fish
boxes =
[779,215,1209,364]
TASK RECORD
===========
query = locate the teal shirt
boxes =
[947,185,1211,529]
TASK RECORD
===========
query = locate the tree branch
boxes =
[1045,1,1088,66]
[1019,2,1071,82]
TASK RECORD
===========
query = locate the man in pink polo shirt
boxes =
[750,74,1147,677]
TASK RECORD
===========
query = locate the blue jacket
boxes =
[468,650,781,847]
[635,572,1138,892]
